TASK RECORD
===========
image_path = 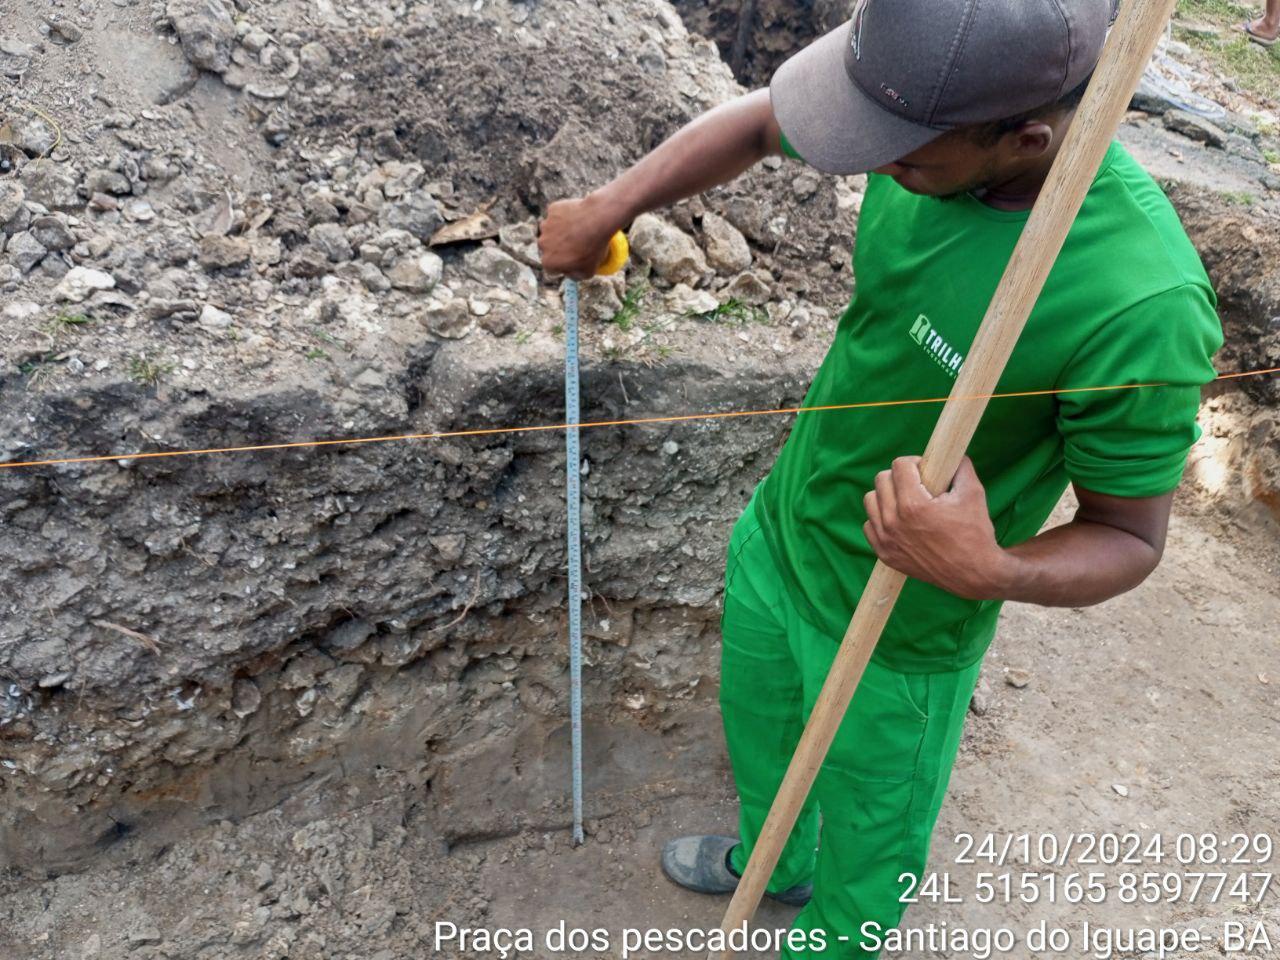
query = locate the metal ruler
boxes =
[563,278,585,846]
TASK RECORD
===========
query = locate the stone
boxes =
[1004,668,1031,689]
[358,262,391,293]
[167,0,236,73]
[54,267,116,302]
[199,304,233,329]
[241,27,271,53]
[429,534,466,563]
[497,221,540,266]
[0,182,24,230]
[724,270,773,306]
[2,300,40,323]
[6,232,46,273]
[299,41,331,72]
[29,216,74,251]
[10,115,57,158]
[308,222,353,262]
[479,311,515,337]
[382,193,443,240]
[424,299,471,338]
[578,275,623,323]
[1163,109,1227,148]
[701,211,751,274]
[629,213,708,286]
[463,246,537,300]
[231,679,261,717]
[387,252,442,292]
[666,283,718,316]
[288,247,329,278]
[19,160,80,211]
[198,235,251,270]
[83,168,132,197]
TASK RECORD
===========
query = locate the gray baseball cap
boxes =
[770,0,1113,175]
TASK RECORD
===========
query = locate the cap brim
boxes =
[770,22,945,175]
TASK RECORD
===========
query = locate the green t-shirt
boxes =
[759,138,1223,673]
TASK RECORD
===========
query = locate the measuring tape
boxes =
[564,230,628,847]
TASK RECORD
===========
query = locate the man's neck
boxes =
[970,117,1073,211]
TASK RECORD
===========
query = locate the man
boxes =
[539,0,1223,954]
[1242,0,1280,45]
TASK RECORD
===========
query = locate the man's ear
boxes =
[1011,120,1055,159]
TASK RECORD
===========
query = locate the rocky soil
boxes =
[0,0,1278,957]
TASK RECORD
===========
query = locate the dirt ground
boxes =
[1,494,1277,959]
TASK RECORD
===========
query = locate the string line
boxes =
[1,365,1275,472]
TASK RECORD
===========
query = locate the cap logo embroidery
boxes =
[879,83,908,107]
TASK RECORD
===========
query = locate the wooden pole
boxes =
[711,0,1177,954]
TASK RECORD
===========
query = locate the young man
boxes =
[539,0,1222,953]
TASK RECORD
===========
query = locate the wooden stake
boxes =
[710,0,1177,953]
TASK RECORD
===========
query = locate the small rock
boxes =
[198,235,251,270]
[479,311,515,337]
[54,266,115,302]
[469,298,492,316]
[386,251,442,292]
[29,216,74,251]
[241,27,271,53]
[2,300,40,322]
[724,270,773,306]
[382,193,443,240]
[6,232,47,273]
[792,172,821,200]
[83,168,132,197]
[666,283,718,315]
[19,160,80,210]
[358,262,391,293]
[123,199,156,222]
[1003,668,1031,689]
[629,213,708,286]
[424,299,471,338]
[0,182,25,229]
[127,925,162,949]
[0,40,32,78]
[199,304,233,329]
[661,440,679,456]
[167,0,236,73]
[252,861,274,890]
[429,533,466,564]
[701,211,752,274]
[299,41,331,72]
[10,115,57,158]
[231,678,261,717]
[497,221,540,266]
[288,247,329,278]
[579,275,624,322]
[1163,109,1227,148]
[464,246,537,300]
[308,222,353,262]
[45,17,84,44]
[1112,783,1129,798]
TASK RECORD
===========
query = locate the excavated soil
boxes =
[1,0,1279,958]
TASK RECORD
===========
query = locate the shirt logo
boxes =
[851,0,869,60]
[909,315,964,378]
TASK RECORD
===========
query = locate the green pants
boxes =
[720,491,982,957]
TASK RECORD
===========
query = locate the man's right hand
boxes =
[537,195,623,280]
[534,89,783,282]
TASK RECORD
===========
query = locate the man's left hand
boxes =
[863,456,1014,600]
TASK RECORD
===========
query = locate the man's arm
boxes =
[537,88,782,278]
[862,456,1170,606]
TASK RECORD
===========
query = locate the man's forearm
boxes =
[588,88,781,225]
[993,520,1162,607]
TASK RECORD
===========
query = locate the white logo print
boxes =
[851,0,870,60]
[909,315,965,378]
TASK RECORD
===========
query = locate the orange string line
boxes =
[1,365,1276,472]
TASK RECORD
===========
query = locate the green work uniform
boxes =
[720,138,1222,955]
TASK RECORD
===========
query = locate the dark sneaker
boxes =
[659,834,813,907]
